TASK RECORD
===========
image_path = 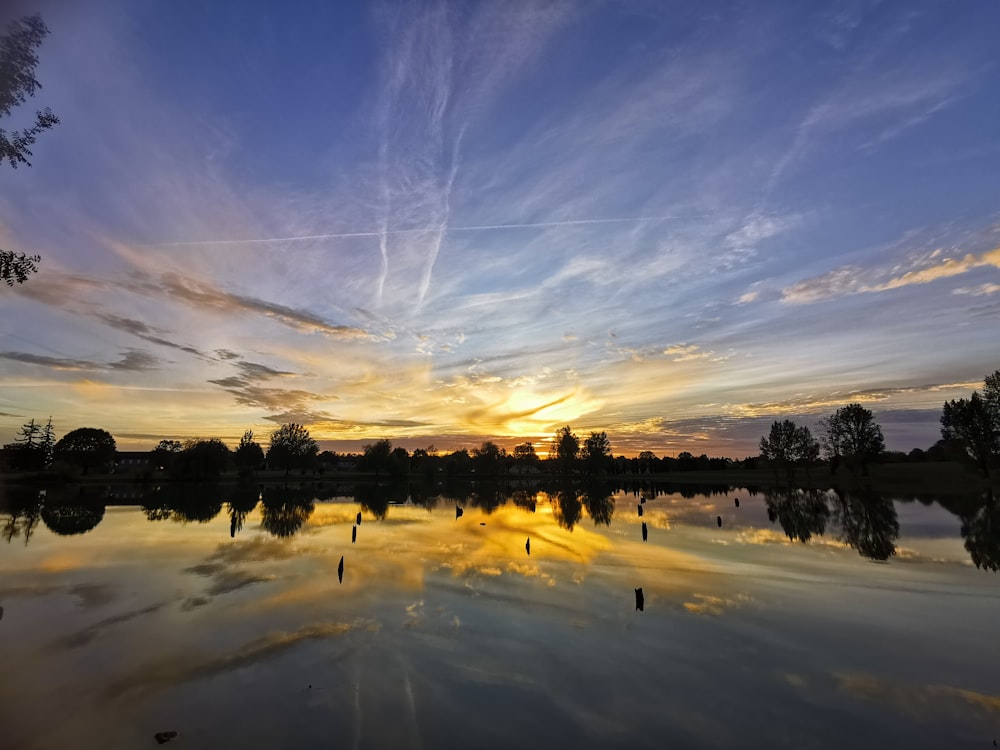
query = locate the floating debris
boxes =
[716,515,722,528]
[641,522,648,542]
[734,498,740,508]
[455,506,464,519]
[338,556,344,584]
[637,504,643,517]
[154,731,178,745]
[352,525,357,544]
[479,522,486,526]
[635,588,644,612]
[525,537,531,555]
[356,512,362,526]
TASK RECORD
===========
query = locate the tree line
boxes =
[758,369,1000,482]
[4,368,997,481]
[0,420,736,481]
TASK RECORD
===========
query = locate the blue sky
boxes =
[1,0,998,455]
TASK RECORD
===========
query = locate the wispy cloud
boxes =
[663,344,714,363]
[105,620,374,698]
[95,313,205,357]
[762,14,974,203]
[124,272,375,340]
[725,380,980,418]
[783,247,1000,303]
[0,349,158,372]
[952,282,1000,297]
[2,1,998,455]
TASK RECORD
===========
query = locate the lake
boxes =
[1,482,997,749]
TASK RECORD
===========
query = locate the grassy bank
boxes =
[1,461,994,497]
[645,462,995,496]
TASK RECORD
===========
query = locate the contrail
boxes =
[146,215,705,248]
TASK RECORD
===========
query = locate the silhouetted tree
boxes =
[150,439,182,473]
[389,446,410,478]
[267,423,318,475]
[235,429,265,473]
[445,448,471,479]
[38,417,54,468]
[54,427,116,475]
[637,450,657,475]
[361,438,393,478]
[2,417,46,470]
[173,439,230,480]
[552,426,579,475]
[512,442,538,472]
[410,447,438,481]
[940,370,1000,477]
[820,404,885,475]
[582,431,612,476]
[676,451,697,471]
[759,420,819,484]
[1,14,60,286]
[472,441,504,478]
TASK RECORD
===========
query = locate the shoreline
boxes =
[1,461,993,497]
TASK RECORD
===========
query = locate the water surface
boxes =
[1,484,997,749]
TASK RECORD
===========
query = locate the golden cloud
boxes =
[783,246,1000,303]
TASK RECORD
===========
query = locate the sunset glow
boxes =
[2,1,998,455]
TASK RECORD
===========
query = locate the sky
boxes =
[1,0,999,456]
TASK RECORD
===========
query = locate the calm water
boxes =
[1,483,998,749]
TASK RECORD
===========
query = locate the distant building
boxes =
[113,451,154,475]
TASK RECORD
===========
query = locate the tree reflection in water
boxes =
[40,501,105,536]
[764,488,830,543]
[140,484,224,524]
[228,484,260,538]
[582,482,614,526]
[260,485,316,537]
[509,489,537,512]
[552,482,583,530]
[832,488,899,561]
[2,479,999,572]
[956,490,1000,572]
[2,486,44,545]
